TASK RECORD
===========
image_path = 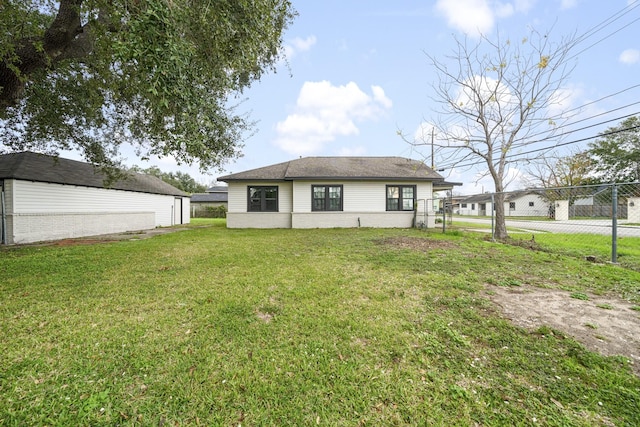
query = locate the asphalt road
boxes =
[455,216,640,237]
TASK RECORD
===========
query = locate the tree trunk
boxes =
[493,191,508,240]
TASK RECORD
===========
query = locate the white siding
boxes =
[226,181,293,228]
[505,194,549,217]
[4,179,189,244]
[181,197,191,224]
[293,181,433,213]
[226,180,437,229]
[459,202,492,216]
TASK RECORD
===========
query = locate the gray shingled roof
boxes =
[461,193,493,203]
[0,152,187,196]
[191,192,228,203]
[206,185,229,193]
[219,157,445,182]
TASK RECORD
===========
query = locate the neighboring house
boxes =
[504,191,549,217]
[218,156,457,229]
[458,194,493,216]
[0,152,190,245]
[458,190,549,217]
[190,186,228,217]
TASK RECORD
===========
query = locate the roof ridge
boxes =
[282,159,294,179]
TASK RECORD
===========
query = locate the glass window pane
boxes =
[265,200,277,211]
[265,188,277,199]
[249,196,261,211]
[313,199,325,210]
[402,187,414,198]
[387,199,399,210]
[387,187,399,198]
[313,187,325,198]
[403,199,414,210]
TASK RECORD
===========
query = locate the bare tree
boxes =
[409,29,577,239]
[524,149,594,188]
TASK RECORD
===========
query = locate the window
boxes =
[471,204,475,210]
[461,203,468,208]
[248,186,278,212]
[386,185,415,211]
[509,202,516,210]
[529,201,535,207]
[312,185,343,211]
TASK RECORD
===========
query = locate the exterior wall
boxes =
[181,197,191,225]
[11,212,156,244]
[505,194,549,217]
[4,179,188,244]
[226,181,293,228]
[292,212,414,228]
[459,201,491,216]
[226,180,435,229]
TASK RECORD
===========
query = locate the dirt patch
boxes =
[4,226,194,248]
[377,236,457,251]
[486,285,640,375]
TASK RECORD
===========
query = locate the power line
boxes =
[569,0,640,58]
[437,124,640,170]
[422,106,640,167]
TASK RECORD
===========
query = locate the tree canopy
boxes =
[0,0,295,171]
[587,116,640,183]
[130,165,207,194]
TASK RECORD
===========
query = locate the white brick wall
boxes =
[3,179,189,244]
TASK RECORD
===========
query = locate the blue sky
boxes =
[82,0,640,194]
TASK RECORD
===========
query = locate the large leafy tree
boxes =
[0,0,295,171]
[410,30,577,239]
[587,116,640,183]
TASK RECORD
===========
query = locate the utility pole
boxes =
[431,127,435,169]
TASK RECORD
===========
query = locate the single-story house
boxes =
[190,185,228,217]
[218,156,458,229]
[504,190,549,217]
[458,190,550,217]
[458,193,493,216]
[0,151,190,244]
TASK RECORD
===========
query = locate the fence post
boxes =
[612,184,618,264]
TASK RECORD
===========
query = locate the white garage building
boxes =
[0,152,190,245]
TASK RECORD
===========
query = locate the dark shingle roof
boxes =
[206,185,229,193]
[0,152,187,196]
[191,192,228,203]
[219,157,445,182]
[461,193,493,203]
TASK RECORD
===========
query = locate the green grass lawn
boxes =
[1,222,639,426]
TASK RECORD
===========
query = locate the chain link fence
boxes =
[441,182,640,265]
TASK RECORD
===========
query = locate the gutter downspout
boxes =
[1,180,6,245]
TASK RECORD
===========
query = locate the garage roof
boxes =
[0,152,187,196]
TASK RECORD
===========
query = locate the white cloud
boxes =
[559,0,578,9]
[283,35,317,60]
[435,0,494,36]
[547,85,583,118]
[619,49,640,64]
[274,81,393,156]
[435,0,537,36]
